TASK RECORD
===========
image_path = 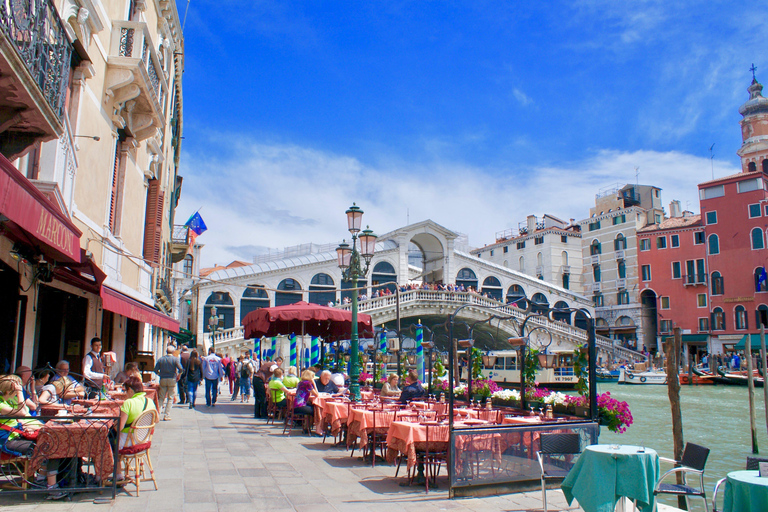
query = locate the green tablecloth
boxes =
[561,444,660,512]
[723,470,768,512]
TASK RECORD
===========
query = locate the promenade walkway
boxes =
[3,391,680,511]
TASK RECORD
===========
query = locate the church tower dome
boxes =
[737,65,768,173]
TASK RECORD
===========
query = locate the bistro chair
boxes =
[0,451,31,497]
[282,395,308,436]
[537,432,581,512]
[652,442,710,512]
[712,455,768,511]
[368,409,396,467]
[118,408,159,497]
[412,421,450,493]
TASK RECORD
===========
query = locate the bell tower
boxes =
[737,64,768,173]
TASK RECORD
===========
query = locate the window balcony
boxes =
[592,282,601,292]
[535,265,544,276]
[170,224,189,263]
[683,274,708,286]
[0,0,73,158]
[106,21,168,141]
[591,254,600,265]
[614,249,625,260]
[616,278,626,289]
[561,265,570,274]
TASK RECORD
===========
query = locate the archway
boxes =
[552,300,570,324]
[481,276,503,301]
[309,273,336,305]
[276,278,302,306]
[456,268,478,291]
[409,232,445,283]
[640,289,658,351]
[530,292,549,314]
[372,261,397,294]
[506,284,527,308]
[615,316,637,349]
[240,285,269,323]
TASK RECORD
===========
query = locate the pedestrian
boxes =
[732,352,741,371]
[231,356,242,401]
[239,354,253,402]
[184,349,203,409]
[178,345,190,404]
[222,353,233,394]
[253,356,282,418]
[201,347,224,407]
[154,345,183,421]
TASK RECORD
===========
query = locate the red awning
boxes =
[101,286,179,333]
[0,153,82,263]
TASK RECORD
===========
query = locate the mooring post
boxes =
[761,325,768,437]
[747,334,758,453]
[666,328,686,510]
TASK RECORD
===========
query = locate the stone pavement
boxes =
[2,390,681,512]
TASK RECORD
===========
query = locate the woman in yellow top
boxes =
[267,368,292,409]
[118,376,157,449]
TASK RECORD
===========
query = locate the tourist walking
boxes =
[154,345,183,421]
[202,347,224,407]
[178,345,190,404]
[184,350,203,408]
[240,355,254,402]
[231,356,242,401]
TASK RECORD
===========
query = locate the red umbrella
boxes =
[242,301,373,340]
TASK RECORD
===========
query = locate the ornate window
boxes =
[735,305,748,330]
[712,307,725,330]
[241,285,269,322]
[309,273,336,305]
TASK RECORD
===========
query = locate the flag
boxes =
[186,228,198,255]
[759,267,767,289]
[184,212,207,236]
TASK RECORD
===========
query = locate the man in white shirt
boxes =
[82,338,107,397]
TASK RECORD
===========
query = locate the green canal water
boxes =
[596,382,768,509]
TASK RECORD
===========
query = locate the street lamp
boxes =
[337,203,377,401]
[208,305,222,353]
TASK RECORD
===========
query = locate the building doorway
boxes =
[0,260,20,373]
[34,285,88,373]
[640,289,658,351]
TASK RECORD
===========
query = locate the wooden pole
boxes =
[761,325,768,437]
[665,328,686,510]
[747,334,758,453]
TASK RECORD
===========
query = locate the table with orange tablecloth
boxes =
[346,407,400,449]
[311,393,334,434]
[72,399,123,418]
[30,419,116,482]
[500,415,571,458]
[386,420,489,470]
[321,400,354,436]
[109,387,159,410]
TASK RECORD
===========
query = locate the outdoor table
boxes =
[561,444,660,512]
[310,393,332,435]
[322,400,354,436]
[110,387,159,410]
[38,403,66,416]
[722,470,768,512]
[360,390,374,401]
[30,418,116,483]
[386,420,489,470]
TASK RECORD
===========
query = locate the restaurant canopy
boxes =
[734,334,768,352]
[243,301,373,339]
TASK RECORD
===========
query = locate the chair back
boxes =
[129,409,158,445]
[681,442,710,471]
[539,433,581,455]
[746,455,768,470]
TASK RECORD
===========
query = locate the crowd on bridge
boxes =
[329,281,505,306]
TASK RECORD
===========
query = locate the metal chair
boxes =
[713,455,768,511]
[653,442,710,512]
[118,408,159,497]
[536,433,581,512]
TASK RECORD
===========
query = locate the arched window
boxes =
[712,307,725,330]
[481,276,503,301]
[751,228,765,250]
[371,261,397,294]
[591,239,601,255]
[614,234,627,251]
[276,278,302,306]
[530,292,549,314]
[456,268,478,291]
[205,292,235,330]
[749,161,757,172]
[240,285,269,322]
[763,159,768,173]
[711,271,724,295]
[503,260,508,268]
[755,268,768,292]
[708,234,719,255]
[552,300,570,323]
[506,284,527,308]
[561,251,568,266]
[519,256,525,272]
[735,305,748,330]
[537,252,543,266]
[593,265,601,282]
[757,304,768,328]
[309,273,336,305]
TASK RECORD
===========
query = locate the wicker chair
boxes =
[537,433,581,512]
[118,408,159,497]
[0,451,30,497]
[652,442,710,512]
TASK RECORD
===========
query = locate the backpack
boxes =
[240,362,250,379]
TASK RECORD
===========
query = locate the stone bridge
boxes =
[209,290,644,363]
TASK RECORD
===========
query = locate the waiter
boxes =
[83,337,108,398]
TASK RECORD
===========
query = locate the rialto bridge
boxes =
[190,220,643,362]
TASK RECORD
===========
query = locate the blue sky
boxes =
[175,1,765,267]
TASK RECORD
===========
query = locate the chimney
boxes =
[669,200,682,218]
[527,215,537,233]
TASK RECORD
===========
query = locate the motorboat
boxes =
[596,368,620,383]
[618,367,667,385]
[715,366,765,388]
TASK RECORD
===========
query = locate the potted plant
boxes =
[525,386,550,411]
[564,393,633,433]
[491,388,521,408]
[470,378,500,404]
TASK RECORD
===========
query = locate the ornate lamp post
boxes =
[337,203,377,401]
[208,305,222,353]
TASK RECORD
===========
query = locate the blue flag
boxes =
[759,267,767,287]
[184,212,207,236]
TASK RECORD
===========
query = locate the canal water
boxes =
[597,381,768,509]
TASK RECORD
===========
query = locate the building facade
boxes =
[0,0,184,375]
[577,184,665,349]
[471,214,583,294]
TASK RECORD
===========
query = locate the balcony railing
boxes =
[614,249,625,260]
[0,0,72,120]
[683,274,707,286]
[113,21,165,110]
[591,254,600,265]
[592,282,601,292]
[616,278,626,289]
[172,224,189,244]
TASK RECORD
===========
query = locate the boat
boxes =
[618,367,667,385]
[482,350,578,389]
[692,364,732,385]
[715,366,765,388]
[596,368,620,383]
[678,372,714,385]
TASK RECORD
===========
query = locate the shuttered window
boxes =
[143,179,165,266]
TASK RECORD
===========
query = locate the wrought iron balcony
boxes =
[0,0,72,158]
[592,282,601,292]
[170,224,190,264]
[683,274,707,286]
[106,21,168,141]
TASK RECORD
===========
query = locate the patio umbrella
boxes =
[243,301,373,342]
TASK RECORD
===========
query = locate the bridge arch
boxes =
[530,292,549,314]
[481,276,503,301]
[276,278,303,306]
[456,267,478,290]
[506,284,527,308]
[552,300,571,324]
[240,285,269,322]
[409,232,445,283]
[309,273,336,305]
[371,260,397,294]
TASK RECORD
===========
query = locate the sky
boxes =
[175,0,766,268]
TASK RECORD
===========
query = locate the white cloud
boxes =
[512,88,533,107]
[179,137,739,268]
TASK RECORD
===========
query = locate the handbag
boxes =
[0,422,39,441]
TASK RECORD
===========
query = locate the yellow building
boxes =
[0,0,185,377]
